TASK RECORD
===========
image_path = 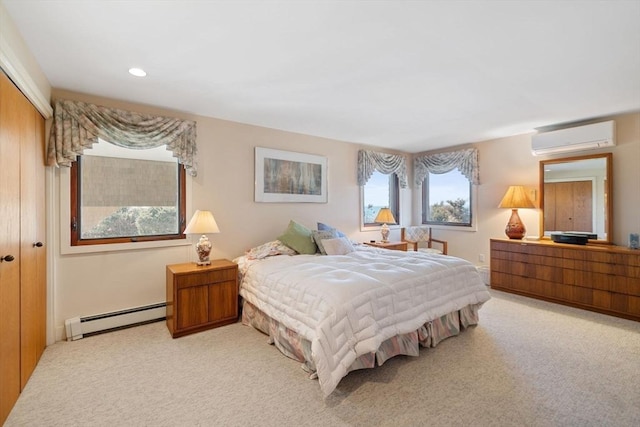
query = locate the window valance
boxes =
[47,99,198,176]
[414,148,479,186]
[357,149,408,188]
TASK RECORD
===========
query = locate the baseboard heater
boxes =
[64,302,166,341]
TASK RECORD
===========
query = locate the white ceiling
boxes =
[4,0,640,153]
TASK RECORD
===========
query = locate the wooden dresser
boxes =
[490,238,640,321]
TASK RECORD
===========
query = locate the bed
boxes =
[236,239,491,396]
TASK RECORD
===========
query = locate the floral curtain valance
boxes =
[414,148,479,186]
[47,99,198,176]
[357,149,408,188]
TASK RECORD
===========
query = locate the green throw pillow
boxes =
[278,220,317,254]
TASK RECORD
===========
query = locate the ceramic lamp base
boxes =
[380,223,390,243]
[195,235,212,265]
[505,209,526,239]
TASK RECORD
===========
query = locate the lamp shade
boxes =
[498,186,535,209]
[183,210,220,235]
[374,207,397,224]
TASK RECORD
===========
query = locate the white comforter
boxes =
[238,246,491,396]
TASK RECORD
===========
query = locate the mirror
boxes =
[539,153,612,243]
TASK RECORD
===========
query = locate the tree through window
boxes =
[422,169,472,226]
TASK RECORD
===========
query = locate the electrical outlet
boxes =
[478,254,485,263]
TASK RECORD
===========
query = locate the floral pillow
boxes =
[245,240,297,260]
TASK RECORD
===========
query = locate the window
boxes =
[70,141,186,246]
[362,171,399,226]
[422,169,472,226]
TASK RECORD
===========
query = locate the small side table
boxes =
[166,259,238,338]
[363,241,408,251]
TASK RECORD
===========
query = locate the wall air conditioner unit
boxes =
[531,120,615,156]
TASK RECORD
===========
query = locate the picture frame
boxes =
[255,147,328,203]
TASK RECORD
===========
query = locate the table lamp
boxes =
[374,207,396,243]
[498,186,535,239]
[184,210,220,265]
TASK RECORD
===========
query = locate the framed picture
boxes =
[255,147,328,203]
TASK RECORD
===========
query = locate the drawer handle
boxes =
[1,254,15,262]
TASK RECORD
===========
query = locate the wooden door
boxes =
[571,181,593,232]
[554,182,575,231]
[19,86,46,388]
[0,71,22,424]
[546,181,593,232]
[543,183,557,231]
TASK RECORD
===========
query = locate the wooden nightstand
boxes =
[363,241,408,251]
[166,259,238,338]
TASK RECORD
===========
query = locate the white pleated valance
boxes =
[414,148,479,186]
[47,99,198,176]
[357,150,408,188]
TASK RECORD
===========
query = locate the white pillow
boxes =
[321,237,354,255]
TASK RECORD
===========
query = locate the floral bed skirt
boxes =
[242,300,481,378]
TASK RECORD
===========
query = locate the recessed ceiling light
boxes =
[128,68,147,77]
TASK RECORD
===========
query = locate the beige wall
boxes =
[610,113,640,242]
[49,89,640,341]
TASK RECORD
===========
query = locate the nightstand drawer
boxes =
[175,268,236,289]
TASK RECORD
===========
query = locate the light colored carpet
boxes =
[6,290,640,427]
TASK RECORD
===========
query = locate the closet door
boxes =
[554,182,575,231]
[19,86,46,388]
[543,183,557,231]
[545,181,593,232]
[571,181,593,232]
[0,71,22,424]
[0,70,46,424]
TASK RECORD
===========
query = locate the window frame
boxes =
[421,170,473,228]
[361,171,400,228]
[70,155,186,246]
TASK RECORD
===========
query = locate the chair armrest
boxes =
[430,238,448,255]
[402,238,419,251]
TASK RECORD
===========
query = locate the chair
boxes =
[400,226,448,255]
